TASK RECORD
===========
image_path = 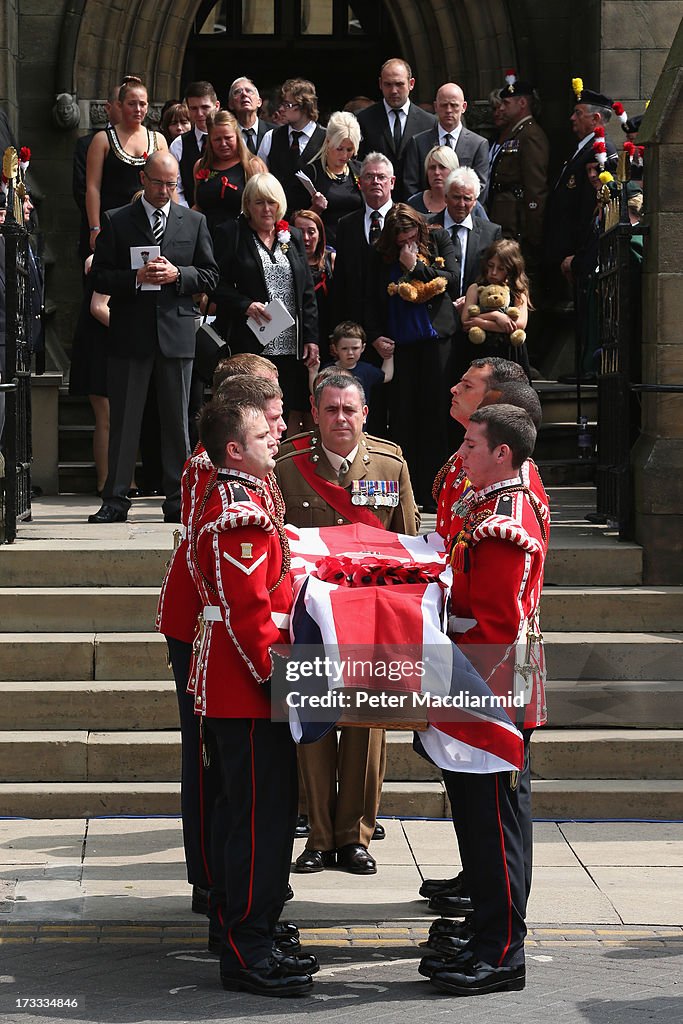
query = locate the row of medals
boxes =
[350,479,400,507]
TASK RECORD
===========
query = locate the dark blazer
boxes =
[365,226,459,343]
[329,207,378,329]
[544,134,617,265]
[357,101,436,200]
[213,216,318,359]
[91,198,219,360]
[403,126,490,201]
[265,124,327,215]
[428,213,502,295]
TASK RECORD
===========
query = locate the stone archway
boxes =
[71,0,518,112]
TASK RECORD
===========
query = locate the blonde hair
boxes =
[242,172,287,221]
[424,144,459,176]
[318,111,361,166]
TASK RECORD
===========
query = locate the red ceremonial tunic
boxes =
[189,472,293,719]
[448,478,549,730]
[434,453,550,552]
[156,444,215,643]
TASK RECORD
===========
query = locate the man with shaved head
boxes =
[89,150,218,524]
[403,82,489,201]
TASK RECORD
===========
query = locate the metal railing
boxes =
[0,198,32,543]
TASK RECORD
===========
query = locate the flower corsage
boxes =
[276,219,290,253]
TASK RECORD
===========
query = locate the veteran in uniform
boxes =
[488,76,549,277]
[275,372,419,874]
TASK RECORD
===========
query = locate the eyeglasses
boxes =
[362,173,390,182]
[281,101,301,110]
[145,177,178,189]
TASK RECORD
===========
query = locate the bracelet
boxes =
[89,226,100,232]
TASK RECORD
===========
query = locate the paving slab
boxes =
[587,867,683,925]
[0,819,86,866]
[560,822,683,866]
[527,866,621,924]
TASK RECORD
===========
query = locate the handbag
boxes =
[194,317,230,384]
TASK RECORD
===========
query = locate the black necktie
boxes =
[444,133,454,149]
[153,209,164,245]
[450,225,462,261]
[200,135,206,153]
[243,128,256,154]
[369,210,382,245]
[392,109,402,151]
[290,129,303,154]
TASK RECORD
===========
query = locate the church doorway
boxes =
[181,0,401,115]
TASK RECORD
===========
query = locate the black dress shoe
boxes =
[372,822,386,840]
[294,814,311,839]
[191,885,209,916]
[419,871,467,899]
[208,932,221,955]
[294,849,335,873]
[428,893,473,917]
[426,932,473,956]
[429,917,473,938]
[273,948,319,975]
[221,958,313,997]
[336,843,376,874]
[88,504,127,524]
[285,884,294,901]
[430,960,526,996]
[273,921,300,940]
[274,935,302,955]
[418,948,474,979]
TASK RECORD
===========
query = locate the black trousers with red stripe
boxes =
[205,717,298,970]
[444,767,527,968]
[166,637,221,889]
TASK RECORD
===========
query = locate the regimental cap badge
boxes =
[240,542,253,560]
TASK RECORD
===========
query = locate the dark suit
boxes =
[357,101,436,200]
[365,227,459,502]
[403,125,490,202]
[544,133,617,266]
[0,236,5,440]
[91,198,219,517]
[428,213,503,381]
[487,117,548,269]
[239,117,274,154]
[264,123,327,215]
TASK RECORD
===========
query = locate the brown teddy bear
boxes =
[466,283,526,346]
[387,276,448,303]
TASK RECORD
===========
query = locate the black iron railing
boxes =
[0,209,32,543]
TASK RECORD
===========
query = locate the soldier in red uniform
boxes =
[155,371,285,922]
[423,360,548,925]
[189,395,316,997]
[422,405,548,996]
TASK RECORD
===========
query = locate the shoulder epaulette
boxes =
[364,432,401,451]
[471,514,543,554]
[200,500,275,538]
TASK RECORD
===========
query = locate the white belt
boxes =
[203,606,290,629]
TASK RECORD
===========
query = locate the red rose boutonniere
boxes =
[276,219,290,252]
[195,168,210,181]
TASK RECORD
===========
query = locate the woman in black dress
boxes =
[86,75,166,251]
[192,111,266,239]
[305,111,362,248]
[292,209,334,359]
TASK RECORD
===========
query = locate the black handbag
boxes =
[194,317,230,384]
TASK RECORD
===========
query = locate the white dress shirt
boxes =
[170,126,207,207]
[257,120,318,162]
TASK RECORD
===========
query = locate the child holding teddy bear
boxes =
[460,238,532,380]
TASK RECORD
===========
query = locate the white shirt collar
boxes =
[439,123,462,146]
[290,120,317,141]
[575,131,595,155]
[365,198,393,219]
[383,98,410,119]
[322,443,359,475]
[195,126,207,146]
[141,195,171,225]
[445,212,473,232]
[472,475,523,499]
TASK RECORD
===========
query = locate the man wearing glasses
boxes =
[88,151,219,524]
[257,78,326,215]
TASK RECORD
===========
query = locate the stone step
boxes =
[0,779,680,820]
[2,678,680,731]
[2,631,679,682]
[1,585,680,633]
[2,728,680,784]
[0,534,643,588]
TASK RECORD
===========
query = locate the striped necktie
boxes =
[153,209,164,246]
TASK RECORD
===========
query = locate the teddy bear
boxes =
[387,276,448,303]
[466,283,526,346]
